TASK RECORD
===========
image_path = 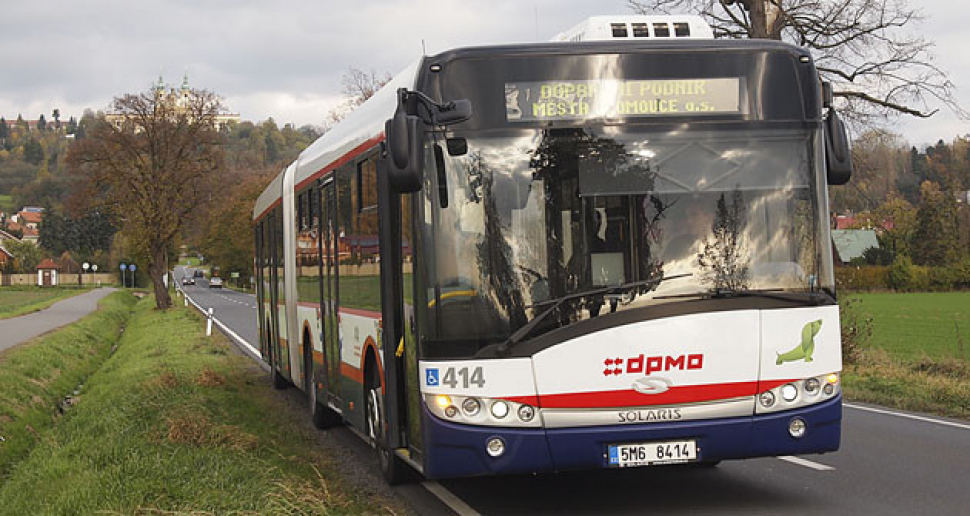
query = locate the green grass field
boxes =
[847,292,970,361]
[0,291,134,477]
[0,194,14,214]
[0,296,403,514]
[0,286,90,319]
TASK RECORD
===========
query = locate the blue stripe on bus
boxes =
[420,395,841,479]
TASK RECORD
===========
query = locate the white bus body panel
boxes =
[419,306,841,428]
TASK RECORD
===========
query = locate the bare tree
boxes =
[627,0,966,126]
[325,67,392,128]
[68,87,225,309]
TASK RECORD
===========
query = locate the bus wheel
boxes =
[310,380,341,429]
[271,364,289,390]
[365,365,411,485]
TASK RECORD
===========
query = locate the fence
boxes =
[0,272,118,286]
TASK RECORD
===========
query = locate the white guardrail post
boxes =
[206,307,213,337]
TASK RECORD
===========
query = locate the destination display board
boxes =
[505,78,743,122]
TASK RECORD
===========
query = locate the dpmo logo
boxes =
[602,353,704,377]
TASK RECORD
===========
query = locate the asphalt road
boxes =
[175,266,970,515]
[0,287,117,352]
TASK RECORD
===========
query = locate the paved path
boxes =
[0,288,118,352]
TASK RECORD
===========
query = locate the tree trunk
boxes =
[749,0,769,39]
[150,243,172,309]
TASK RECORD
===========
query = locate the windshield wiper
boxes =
[654,288,833,305]
[495,273,692,355]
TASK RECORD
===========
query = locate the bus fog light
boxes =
[490,401,510,419]
[759,391,776,408]
[462,398,481,416]
[517,404,535,422]
[823,383,835,395]
[486,437,505,457]
[788,417,807,438]
[781,383,798,402]
[444,405,458,418]
[804,378,820,395]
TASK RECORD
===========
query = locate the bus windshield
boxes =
[418,126,833,358]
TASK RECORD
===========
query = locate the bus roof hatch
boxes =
[550,15,714,43]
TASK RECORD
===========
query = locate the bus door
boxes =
[320,180,341,403]
[268,210,282,370]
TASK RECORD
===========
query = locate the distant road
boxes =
[172,265,970,515]
[0,288,117,353]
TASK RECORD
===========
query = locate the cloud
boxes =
[0,0,965,140]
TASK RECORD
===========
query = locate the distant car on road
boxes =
[194,270,204,278]
[181,276,195,286]
[208,277,223,288]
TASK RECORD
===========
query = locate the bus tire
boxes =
[271,363,289,390]
[365,362,412,485]
[310,380,342,429]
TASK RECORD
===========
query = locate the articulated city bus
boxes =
[253,15,852,483]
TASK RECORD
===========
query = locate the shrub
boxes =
[836,265,889,292]
[839,296,872,365]
[888,255,914,291]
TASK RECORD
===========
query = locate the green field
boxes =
[0,286,89,319]
[847,292,970,361]
[0,194,14,214]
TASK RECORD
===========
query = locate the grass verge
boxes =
[0,286,93,319]
[0,297,403,515]
[840,292,970,420]
[843,350,970,420]
[0,291,135,478]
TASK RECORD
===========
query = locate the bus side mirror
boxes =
[824,108,852,185]
[385,97,424,193]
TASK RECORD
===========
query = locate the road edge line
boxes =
[179,286,266,369]
[421,481,481,516]
[777,456,835,471]
[844,403,970,431]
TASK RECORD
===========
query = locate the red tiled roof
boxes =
[18,211,43,224]
[37,258,59,270]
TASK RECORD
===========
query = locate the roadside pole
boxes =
[206,308,213,337]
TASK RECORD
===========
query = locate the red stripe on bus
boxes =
[530,379,796,409]
[339,307,382,319]
[254,197,282,224]
[293,134,385,192]
[341,362,364,383]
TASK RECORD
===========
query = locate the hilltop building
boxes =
[105,74,239,132]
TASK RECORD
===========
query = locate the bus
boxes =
[253,15,852,483]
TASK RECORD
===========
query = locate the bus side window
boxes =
[347,155,381,312]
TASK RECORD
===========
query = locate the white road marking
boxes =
[777,455,835,471]
[181,289,261,359]
[845,403,970,431]
[422,481,481,516]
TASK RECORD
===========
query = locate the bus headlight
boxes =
[804,378,820,395]
[486,437,506,457]
[462,397,481,416]
[759,391,776,408]
[517,404,536,422]
[788,417,807,438]
[780,383,798,402]
[490,401,510,419]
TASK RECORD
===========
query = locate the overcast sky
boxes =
[1,0,966,148]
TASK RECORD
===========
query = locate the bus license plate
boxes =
[607,440,697,467]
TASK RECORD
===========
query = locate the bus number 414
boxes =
[441,366,486,389]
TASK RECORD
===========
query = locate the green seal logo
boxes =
[776,320,822,365]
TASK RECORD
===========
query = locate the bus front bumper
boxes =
[421,394,841,479]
